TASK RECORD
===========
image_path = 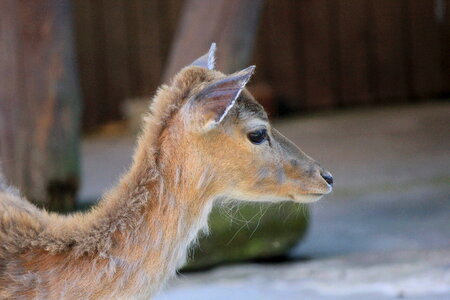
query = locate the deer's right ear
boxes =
[190,43,216,70]
[186,65,255,131]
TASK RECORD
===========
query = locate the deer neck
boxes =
[89,149,217,296]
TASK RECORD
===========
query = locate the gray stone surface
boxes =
[79,102,450,299]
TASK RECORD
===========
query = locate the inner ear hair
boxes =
[193,65,256,127]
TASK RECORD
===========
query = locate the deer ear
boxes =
[190,43,217,70]
[189,65,255,130]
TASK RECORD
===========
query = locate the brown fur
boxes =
[0,53,332,299]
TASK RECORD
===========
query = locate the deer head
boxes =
[148,43,333,205]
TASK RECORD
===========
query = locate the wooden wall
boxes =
[73,0,183,130]
[73,0,450,130]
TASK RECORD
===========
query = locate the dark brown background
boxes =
[73,0,450,131]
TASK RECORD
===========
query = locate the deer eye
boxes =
[247,129,268,145]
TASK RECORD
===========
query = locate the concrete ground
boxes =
[80,102,450,300]
[157,250,450,300]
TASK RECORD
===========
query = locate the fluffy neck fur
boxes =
[35,156,216,299]
[0,67,220,299]
[74,146,216,298]
[68,67,218,297]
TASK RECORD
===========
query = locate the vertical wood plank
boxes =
[298,0,336,109]
[368,0,409,102]
[101,0,130,121]
[73,0,101,130]
[134,0,163,96]
[443,0,450,94]
[124,0,141,98]
[87,0,110,128]
[337,0,371,106]
[408,0,443,98]
[253,0,308,112]
[252,1,275,86]
[158,0,184,70]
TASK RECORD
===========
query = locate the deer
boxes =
[0,44,333,299]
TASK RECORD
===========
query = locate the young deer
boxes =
[0,44,333,299]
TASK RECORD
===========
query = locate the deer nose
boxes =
[320,171,333,186]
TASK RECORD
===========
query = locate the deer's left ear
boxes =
[188,65,255,130]
[190,43,216,70]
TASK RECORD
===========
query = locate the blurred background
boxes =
[0,0,449,299]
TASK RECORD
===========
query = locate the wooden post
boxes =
[0,0,81,211]
[163,0,264,81]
